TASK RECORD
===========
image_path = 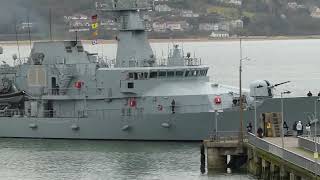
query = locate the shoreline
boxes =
[1,35,320,45]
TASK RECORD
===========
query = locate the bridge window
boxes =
[65,46,72,53]
[128,82,134,89]
[77,46,84,52]
[134,73,138,80]
[144,72,148,79]
[150,71,157,78]
[200,70,208,76]
[129,73,134,79]
[167,71,174,77]
[176,71,184,77]
[159,71,166,77]
[185,71,190,77]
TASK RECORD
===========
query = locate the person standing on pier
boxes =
[257,127,263,138]
[247,122,253,133]
[306,123,311,137]
[296,121,303,136]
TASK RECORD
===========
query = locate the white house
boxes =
[199,23,215,31]
[311,8,320,18]
[229,0,242,6]
[155,4,172,12]
[230,19,244,29]
[152,22,167,32]
[209,31,230,38]
[166,22,181,31]
[180,10,200,18]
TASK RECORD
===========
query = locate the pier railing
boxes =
[247,133,320,176]
[298,136,320,153]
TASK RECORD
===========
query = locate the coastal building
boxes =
[230,19,243,29]
[152,21,167,32]
[209,31,229,38]
[287,2,306,10]
[218,0,242,6]
[199,23,215,31]
[152,21,189,32]
[100,19,118,30]
[64,14,89,21]
[166,21,189,31]
[155,4,172,12]
[180,10,200,18]
[287,2,298,9]
[215,22,230,32]
[311,8,320,18]
[229,0,242,6]
[199,22,232,32]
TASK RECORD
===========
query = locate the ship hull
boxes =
[0,96,317,141]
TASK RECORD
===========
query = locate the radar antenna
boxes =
[96,0,155,68]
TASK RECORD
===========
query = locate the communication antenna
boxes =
[49,8,53,41]
[14,14,21,61]
[26,13,32,51]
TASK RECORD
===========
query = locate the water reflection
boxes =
[0,138,256,180]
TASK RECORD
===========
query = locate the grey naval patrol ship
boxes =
[0,0,319,141]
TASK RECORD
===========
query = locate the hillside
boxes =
[1,0,320,40]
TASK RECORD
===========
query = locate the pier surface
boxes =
[264,137,317,160]
[247,134,320,179]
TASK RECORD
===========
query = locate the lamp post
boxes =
[239,38,250,144]
[314,99,319,159]
[313,98,320,179]
[254,85,264,135]
[281,90,291,149]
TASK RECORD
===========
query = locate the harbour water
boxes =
[0,39,319,179]
[0,138,255,180]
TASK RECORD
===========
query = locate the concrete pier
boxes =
[204,134,320,179]
[247,134,320,180]
[204,139,245,170]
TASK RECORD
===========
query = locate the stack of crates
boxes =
[263,112,282,137]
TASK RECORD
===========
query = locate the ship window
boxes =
[185,71,189,77]
[176,71,184,76]
[196,70,200,76]
[144,72,148,79]
[201,70,208,76]
[167,71,174,77]
[150,71,157,78]
[129,73,134,79]
[77,46,84,52]
[65,46,72,53]
[159,71,166,77]
[128,82,134,89]
[134,73,138,80]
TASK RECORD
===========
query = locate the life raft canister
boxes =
[75,81,83,89]
[129,98,137,107]
[214,96,222,105]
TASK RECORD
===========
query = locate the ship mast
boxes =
[96,0,155,67]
